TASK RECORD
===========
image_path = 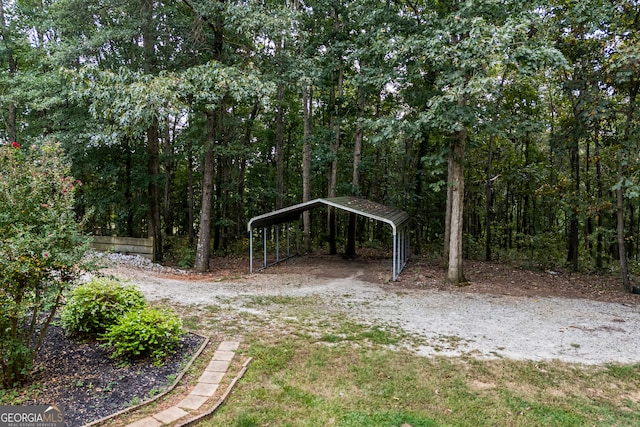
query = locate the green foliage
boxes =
[0,142,90,388]
[100,307,184,366]
[60,278,146,336]
[3,0,640,279]
[163,236,197,269]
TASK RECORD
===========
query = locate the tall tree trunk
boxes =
[328,66,343,255]
[302,86,313,252]
[629,203,635,261]
[447,127,467,284]
[444,149,453,259]
[124,141,134,237]
[413,131,429,255]
[346,87,365,258]
[275,83,285,209]
[194,2,223,271]
[485,134,494,261]
[567,137,579,271]
[327,8,342,256]
[617,79,638,291]
[187,148,195,246]
[214,148,224,251]
[617,160,630,291]
[585,137,592,256]
[142,0,162,261]
[238,101,259,232]
[195,111,216,271]
[218,125,232,252]
[163,121,175,236]
[146,118,163,261]
[595,124,603,269]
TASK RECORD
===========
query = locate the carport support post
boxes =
[398,226,407,275]
[392,226,397,281]
[286,224,291,257]
[263,227,267,268]
[398,232,401,280]
[250,228,253,273]
[276,225,280,263]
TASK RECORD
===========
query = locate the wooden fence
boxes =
[91,236,155,261]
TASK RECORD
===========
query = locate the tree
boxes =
[142,0,163,261]
[0,142,90,388]
[608,15,640,292]
[4,0,640,285]
[401,0,565,283]
[0,0,16,143]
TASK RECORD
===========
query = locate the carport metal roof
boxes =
[248,197,410,280]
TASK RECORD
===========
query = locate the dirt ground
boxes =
[174,252,640,307]
[101,251,640,365]
[13,252,640,426]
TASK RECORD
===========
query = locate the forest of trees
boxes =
[0,0,639,288]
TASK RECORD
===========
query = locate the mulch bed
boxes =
[22,325,204,427]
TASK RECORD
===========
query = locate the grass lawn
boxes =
[178,299,640,427]
[3,295,639,427]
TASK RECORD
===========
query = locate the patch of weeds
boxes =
[278,381,317,407]
[497,360,558,390]
[232,411,259,427]
[437,334,466,349]
[103,381,117,393]
[245,295,318,308]
[316,321,406,348]
[0,383,44,405]
[320,333,344,343]
[338,410,438,427]
[244,296,268,307]
[147,387,162,398]
[249,341,296,374]
[74,380,95,390]
[127,396,140,407]
[292,330,313,340]
[204,304,221,313]
[357,325,399,345]
[213,297,232,305]
[182,315,200,330]
[501,391,585,425]
[604,364,640,379]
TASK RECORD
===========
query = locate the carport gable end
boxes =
[247,197,410,280]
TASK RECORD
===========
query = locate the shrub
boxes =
[60,278,146,336]
[0,142,90,388]
[100,307,184,365]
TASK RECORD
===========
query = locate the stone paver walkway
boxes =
[125,341,240,427]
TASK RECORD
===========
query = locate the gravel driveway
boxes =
[105,256,640,366]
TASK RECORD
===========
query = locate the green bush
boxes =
[100,307,184,365]
[60,278,146,336]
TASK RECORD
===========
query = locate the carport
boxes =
[247,197,410,281]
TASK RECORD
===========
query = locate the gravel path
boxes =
[105,256,640,366]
